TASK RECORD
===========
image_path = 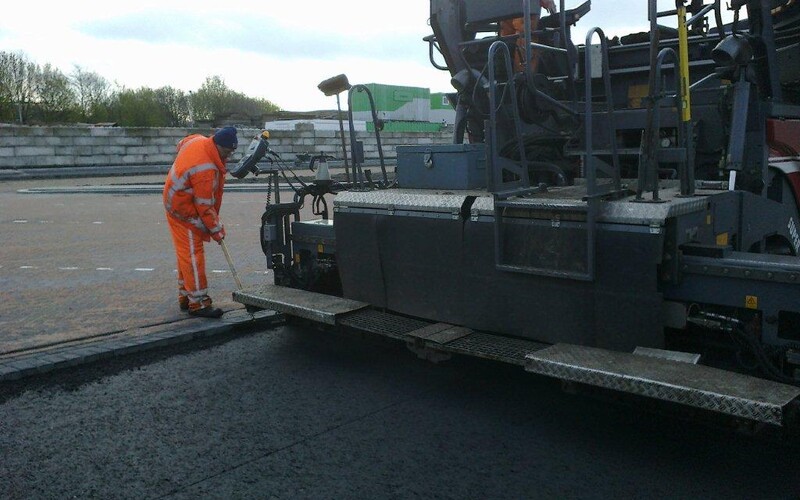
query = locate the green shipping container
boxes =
[430,93,453,110]
[351,84,430,122]
[366,121,444,133]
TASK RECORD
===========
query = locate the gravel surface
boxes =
[2,325,799,499]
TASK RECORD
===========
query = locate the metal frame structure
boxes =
[235,0,800,429]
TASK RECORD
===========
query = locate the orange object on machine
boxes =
[498,0,557,73]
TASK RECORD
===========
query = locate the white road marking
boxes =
[96,267,113,271]
[135,268,155,272]
[211,269,227,273]
[20,265,37,269]
[58,267,80,270]
[39,220,53,224]
[13,220,28,224]
[92,221,103,225]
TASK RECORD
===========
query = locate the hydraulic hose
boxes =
[730,326,798,386]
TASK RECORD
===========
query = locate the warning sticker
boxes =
[745,295,758,309]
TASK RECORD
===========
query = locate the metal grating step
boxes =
[338,309,430,340]
[526,343,800,426]
[338,308,547,365]
[235,284,800,427]
[445,332,548,366]
[233,285,368,325]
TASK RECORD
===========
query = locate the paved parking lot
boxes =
[0,174,290,375]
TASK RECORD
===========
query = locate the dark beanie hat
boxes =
[213,126,238,149]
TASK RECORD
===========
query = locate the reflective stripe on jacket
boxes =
[163,135,227,239]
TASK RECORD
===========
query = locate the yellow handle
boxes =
[677,4,692,123]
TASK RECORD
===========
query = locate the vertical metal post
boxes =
[747,0,782,101]
[523,0,532,76]
[560,0,577,103]
[676,2,692,125]
[335,93,351,183]
[487,40,528,193]
[522,0,543,82]
[347,84,389,189]
[639,0,661,200]
[676,1,695,196]
[727,72,751,173]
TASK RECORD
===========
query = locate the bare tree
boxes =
[0,51,38,122]
[70,65,111,122]
[0,53,281,126]
[32,64,76,123]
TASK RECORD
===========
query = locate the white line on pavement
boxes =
[135,268,155,272]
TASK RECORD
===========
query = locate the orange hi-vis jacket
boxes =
[163,135,227,241]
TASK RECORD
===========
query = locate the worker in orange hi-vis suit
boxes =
[499,0,557,73]
[163,127,237,318]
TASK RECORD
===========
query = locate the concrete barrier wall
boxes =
[0,124,454,169]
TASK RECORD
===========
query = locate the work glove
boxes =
[211,226,226,243]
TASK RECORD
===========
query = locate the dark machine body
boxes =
[236,0,800,429]
[335,0,800,357]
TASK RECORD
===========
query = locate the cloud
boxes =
[78,9,428,62]
[1,0,739,112]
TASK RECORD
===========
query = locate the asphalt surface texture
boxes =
[0,173,284,354]
[3,324,800,499]
[1,171,800,499]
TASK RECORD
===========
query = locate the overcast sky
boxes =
[1,1,731,111]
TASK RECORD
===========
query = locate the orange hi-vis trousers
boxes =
[167,214,212,311]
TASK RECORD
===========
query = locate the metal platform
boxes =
[233,286,548,365]
[338,308,430,340]
[525,344,800,426]
[233,285,368,325]
[337,309,548,366]
[232,285,800,426]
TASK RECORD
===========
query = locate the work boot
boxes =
[189,306,224,318]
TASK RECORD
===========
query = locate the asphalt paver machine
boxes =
[235,0,800,432]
